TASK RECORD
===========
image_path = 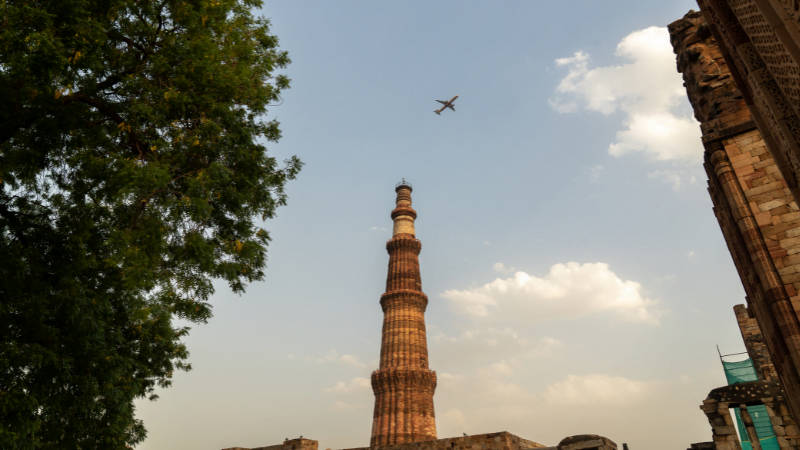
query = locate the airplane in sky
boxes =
[434,95,458,115]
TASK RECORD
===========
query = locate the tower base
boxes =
[223,432,620,450]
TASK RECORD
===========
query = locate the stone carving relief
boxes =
[777,0,800,22]
[730,0,800,116]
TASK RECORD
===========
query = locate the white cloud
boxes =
[439,409,469,431]
[493,262,515,273]
[330,400,365,411]
[311,349,339,363]
[430,328,562,367]
[587,165,604,182]
[653,274,676,284]
[440,262,662,325]
[542,374,656,406]
[437,363,537,402]
[325,377,371,394]
[340,354,367,368]
[550,27,702,164]
[648,169,697,190]
[438,372,460,381]
[610,113,702,162]
[307,350,369,368]
[475,361,516,378]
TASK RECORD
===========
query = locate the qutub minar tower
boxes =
[370,180,438,446]
[221,183,617,449]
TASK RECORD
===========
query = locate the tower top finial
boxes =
[395,179,413,193]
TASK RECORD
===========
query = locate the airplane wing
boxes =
[447,104,455,111]
[436,100,447,104]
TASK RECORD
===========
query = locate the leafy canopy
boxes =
[0,0,300,447]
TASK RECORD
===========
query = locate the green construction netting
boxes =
[722,358,779,450]
[723,359,760,385]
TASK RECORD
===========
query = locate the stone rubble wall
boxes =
[734,304,777,380]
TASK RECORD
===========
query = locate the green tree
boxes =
[0,0,301,447]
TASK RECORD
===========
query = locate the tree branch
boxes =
[61,93,124,124]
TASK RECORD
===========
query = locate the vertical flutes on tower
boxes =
[370,181,437,446]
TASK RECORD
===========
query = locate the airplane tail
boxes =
[434,110,441,115]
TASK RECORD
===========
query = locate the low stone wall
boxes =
[341,431,547,450]
[557,435,616,450]
[224,438,319,450]
[223,432,621,450]
[687,443,715,450]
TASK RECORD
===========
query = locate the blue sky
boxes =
[135,2,750,449]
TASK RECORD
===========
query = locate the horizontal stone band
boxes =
[380,290,429,312]
[391,207,417,220]
[371,367,437,394]
[386,236,422,254]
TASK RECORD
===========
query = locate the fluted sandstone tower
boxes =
[370,181,437,446]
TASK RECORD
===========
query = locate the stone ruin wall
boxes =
[734,304,778,380]
[699,380,800,449]
[225,438,320,450]
[670,9,800,420]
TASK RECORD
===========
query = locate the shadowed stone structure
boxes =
[556,436,617,450]
[670,10,800,421]
[692,0,800,207]
[735,304,779,380]
[699,381,800,450]
[370,181,437,446]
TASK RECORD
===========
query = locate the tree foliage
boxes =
[0,0,300,447]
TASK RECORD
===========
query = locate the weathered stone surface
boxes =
[671,9,800,422]
[734,304,777,380]
[691,0,800,206]
[669,10,743,124]
[706,380,783,405]
[557,435,616,450]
